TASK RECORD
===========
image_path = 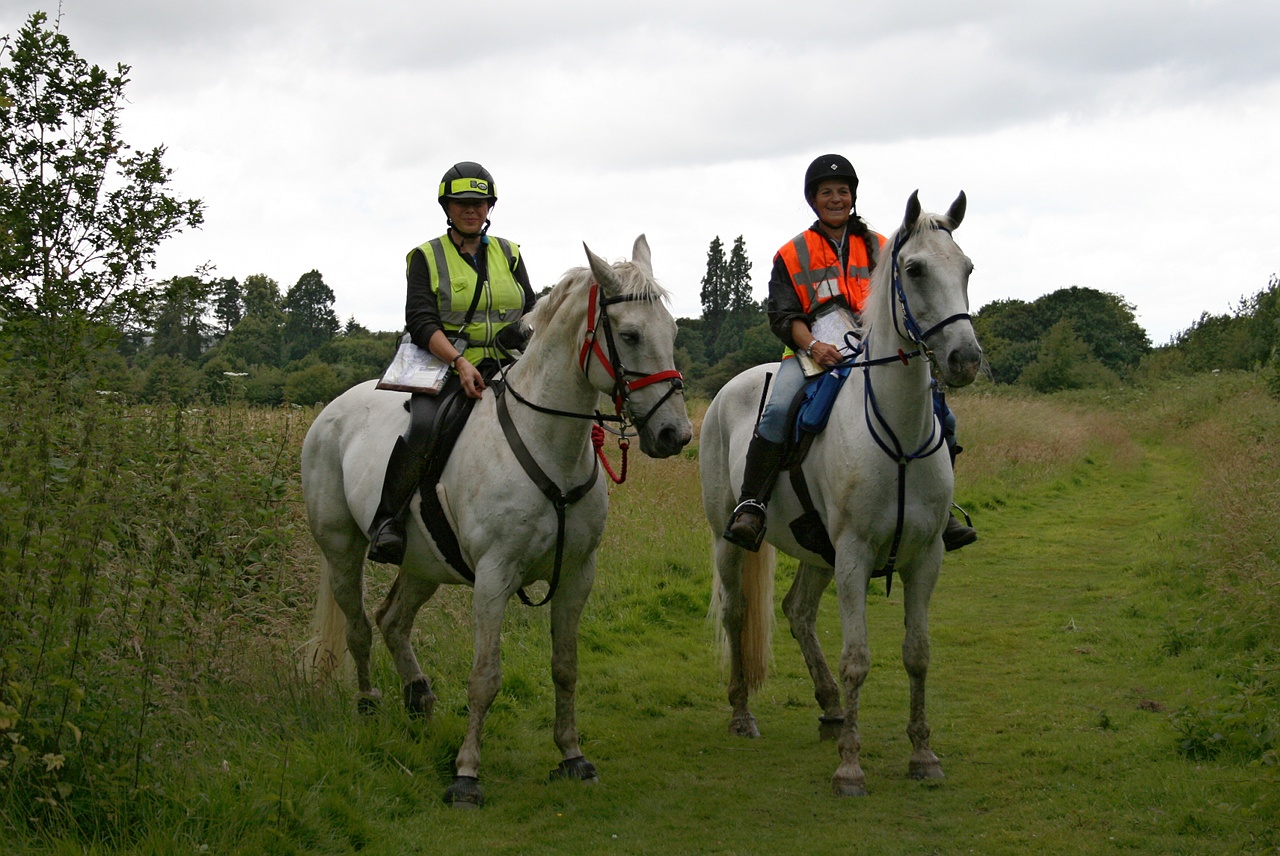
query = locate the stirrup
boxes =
[942,514,977,552]
[723,499,767,552]
[367,518,406,565]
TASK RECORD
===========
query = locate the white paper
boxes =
[377,339,449,394]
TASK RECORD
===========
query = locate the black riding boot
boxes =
[367,436,426,565]
[942,426,977,552]
[723,435,786,552]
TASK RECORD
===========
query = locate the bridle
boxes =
[829,223,971,589]
[887,225,972,359]
[577,281,686,432]
[496,278,684,606]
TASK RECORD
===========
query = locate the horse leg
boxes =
[902,563,944,781]
[443,575,511,809]
[831,564,872,797]
[713,539,760,738]
[547,560,599,783]
[782,561,842,738]
[374,571,439,719]
[319,547,382,714]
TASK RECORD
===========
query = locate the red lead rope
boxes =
[592,423,629,484]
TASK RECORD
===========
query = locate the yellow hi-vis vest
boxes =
[410,235,523,364]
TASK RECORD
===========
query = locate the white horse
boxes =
[699,192,982,796]
[301,236,692,807]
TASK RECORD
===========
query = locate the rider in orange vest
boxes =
[723,154,977,553]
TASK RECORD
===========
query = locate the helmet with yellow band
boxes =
[438,161,497,208]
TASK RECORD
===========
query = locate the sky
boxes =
[3,0,1279,345]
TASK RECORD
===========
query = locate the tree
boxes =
[211,277,243,338]
[1019,318,1119,393]
[973,287,1150,384]
[150,274,213,361]
[283,269,339,361]
[726,235,754,315]
[0,12,203,331]
[699,237,728,357]
[241,273,283,320]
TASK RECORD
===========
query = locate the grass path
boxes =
[351,434,1276,855]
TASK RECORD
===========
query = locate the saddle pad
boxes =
[794,365,851,440]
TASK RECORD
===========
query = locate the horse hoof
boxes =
[908,761,945,781]
[443,776,483,808]
[549,756,599,783]
[404,678,436,720]
[729,714,760,738]
[356,689,382,716]
[832,776,868,797]
[818,714,844,741]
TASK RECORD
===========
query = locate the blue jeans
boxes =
[756,357,807,444]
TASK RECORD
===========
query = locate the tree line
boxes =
[4,10,1277,408]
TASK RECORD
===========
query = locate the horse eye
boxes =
[621,330,641,346]
[905,260,926,278]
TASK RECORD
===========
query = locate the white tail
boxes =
[298,556,348,682]
[710,541,776,692]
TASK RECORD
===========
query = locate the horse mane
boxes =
[525,256,670,334]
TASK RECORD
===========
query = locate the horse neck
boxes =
[856,252,936,443]
[501,311,600,448]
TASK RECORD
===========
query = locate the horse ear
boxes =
[903,190,922,232]
[631,234,653,276]
[946,191,967,231]
[583,242,620,292]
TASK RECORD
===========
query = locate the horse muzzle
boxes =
[638,418,693,458]
[941,339,983,387]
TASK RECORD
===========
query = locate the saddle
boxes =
[778,368,850,569]
[406,362,505,583]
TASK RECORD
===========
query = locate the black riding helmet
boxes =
[804,154,858,206]
[438,161,498,209]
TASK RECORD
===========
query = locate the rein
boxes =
[824,224,965,588]
[496,391,598,607]
[494,278,685,605]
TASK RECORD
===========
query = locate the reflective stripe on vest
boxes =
[779,229,884,315]
[410,236,524,363]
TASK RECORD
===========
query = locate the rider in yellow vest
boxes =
[723,154,977,553]
[367,161,537,564]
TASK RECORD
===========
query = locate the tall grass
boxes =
[1,369,1275,851]
[0,369,314,844]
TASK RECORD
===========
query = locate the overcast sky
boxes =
[4,0,1278,344]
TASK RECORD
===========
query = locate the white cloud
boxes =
[3,0,1278,343]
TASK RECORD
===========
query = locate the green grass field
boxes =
[2,374,1277,854]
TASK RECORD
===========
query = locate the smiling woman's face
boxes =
[810,179,853,230]
[445,198,491,234]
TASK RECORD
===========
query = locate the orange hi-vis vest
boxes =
[778,228,886,316]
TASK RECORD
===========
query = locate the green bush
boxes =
[0,362,307,843]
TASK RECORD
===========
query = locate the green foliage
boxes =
[140,354,204,404]
[1146,274,1280,380]
[974,286,1149,384]
[283,362,344,405]
[0,354,307,844]
[0,12,203,330]
[1019,318,1120,393]
[149,274,215,361]
[698,236,728,351]
[282,270,339,363]
[0,374,1275,852]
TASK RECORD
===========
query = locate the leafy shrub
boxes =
[0,361,308,842]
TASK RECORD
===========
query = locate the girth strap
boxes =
[496,389,600,607]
